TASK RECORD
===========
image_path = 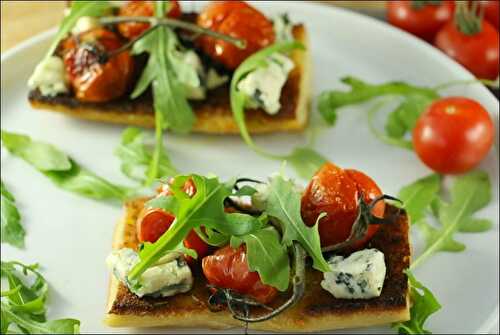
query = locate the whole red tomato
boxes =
[479,0,499,29]
[202,244,277,304]
[301,163,385,250]
[413,97,494,174]
[197,1,275,69]
[387,0,455,42]
[62,28,134,102]
[118,0,182,40]
[435,18,499,80]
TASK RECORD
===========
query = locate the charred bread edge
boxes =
[29,26,310,135]
[104,199,410,332]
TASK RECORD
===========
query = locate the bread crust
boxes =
[104,199,411,332]
[28,25,311,135]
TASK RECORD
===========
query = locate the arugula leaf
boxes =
[318,76,439,126]
[115,127,178,184]
[398,174,441,223]
[1,181,25,248]
[131,2,195,185]
[392,270,441,334]
[1,131,70,171]
[128,174,263,281]
[410,171,492,270]
[43,160,133,201]
[45,1,111,59]
[230,42,328,180]
[385,94,434,140]
[1,130,132,202]
[230,226,290,291]
[1,261,80,334]
[263,175,330,272]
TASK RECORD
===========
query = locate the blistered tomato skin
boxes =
[62,28,134,102]
[301,163,384,249]
[197,1,275,69]
[202,245,278,304]
[118,0,182,40]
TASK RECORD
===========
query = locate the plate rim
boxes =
[1,2,498,333]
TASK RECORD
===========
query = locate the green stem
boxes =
[99,16,246,49]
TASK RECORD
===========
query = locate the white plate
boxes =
[1,1,499,334]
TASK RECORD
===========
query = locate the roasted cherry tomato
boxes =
[137,179,209,260]
[413,97,494,174]
[435,14,499,80]
[118,0,182,40]
[301,163,385,250]
[197,1,275,69]
[62,28,134,102]
[478,0,499,30]
[202,245,277,304]
[387,0,455,42]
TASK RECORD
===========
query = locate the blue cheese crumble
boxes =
[106,248,193,298]
[28,56,68,97]
[321,248,386,299]
[237,53,294,115]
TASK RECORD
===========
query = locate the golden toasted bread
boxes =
[28,25,310,135]
[104,198,411,332]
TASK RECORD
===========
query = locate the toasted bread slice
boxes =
[28,25,310,135]
[104,199,411,332]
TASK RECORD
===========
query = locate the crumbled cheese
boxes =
[237,53,294,115]
[170,49,207,100]
[106,248,193,298]
[71,16,101,35]
[273,14,294,42]
[28,56,68,97]
[321,248,386,299]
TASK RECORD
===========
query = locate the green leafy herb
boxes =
[263,175,330,272]
[130,2,195,185]
[318,76,438,126]
[230,42,327,179]
[398,174,441,223]
[1,261,80,334]
[115,127,178,184]
[384,94,435,140]
[128,174,263,281]
[410,171,492,270]
[1,130,132,202]
[1,181,25,248]
[392,270,441,334]
[45,1,111,59]
[231,226,290,291]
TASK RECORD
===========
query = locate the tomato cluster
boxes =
[387,0,499,80]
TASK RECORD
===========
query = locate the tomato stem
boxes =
[410,0,442,10]
[454,1,484,35]
[99,16,246,49]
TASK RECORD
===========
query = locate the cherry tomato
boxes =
[197,1,275,69]
[202,245,277,304]
[479,0,499,29]
[137,208,175,243]
[118,0,182,40]
[301,163,385,249]
[137,179,209,260]
[387,0,455,42]
[435,19,499,80]
[62,28,134,102]
[413,97,494,174]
